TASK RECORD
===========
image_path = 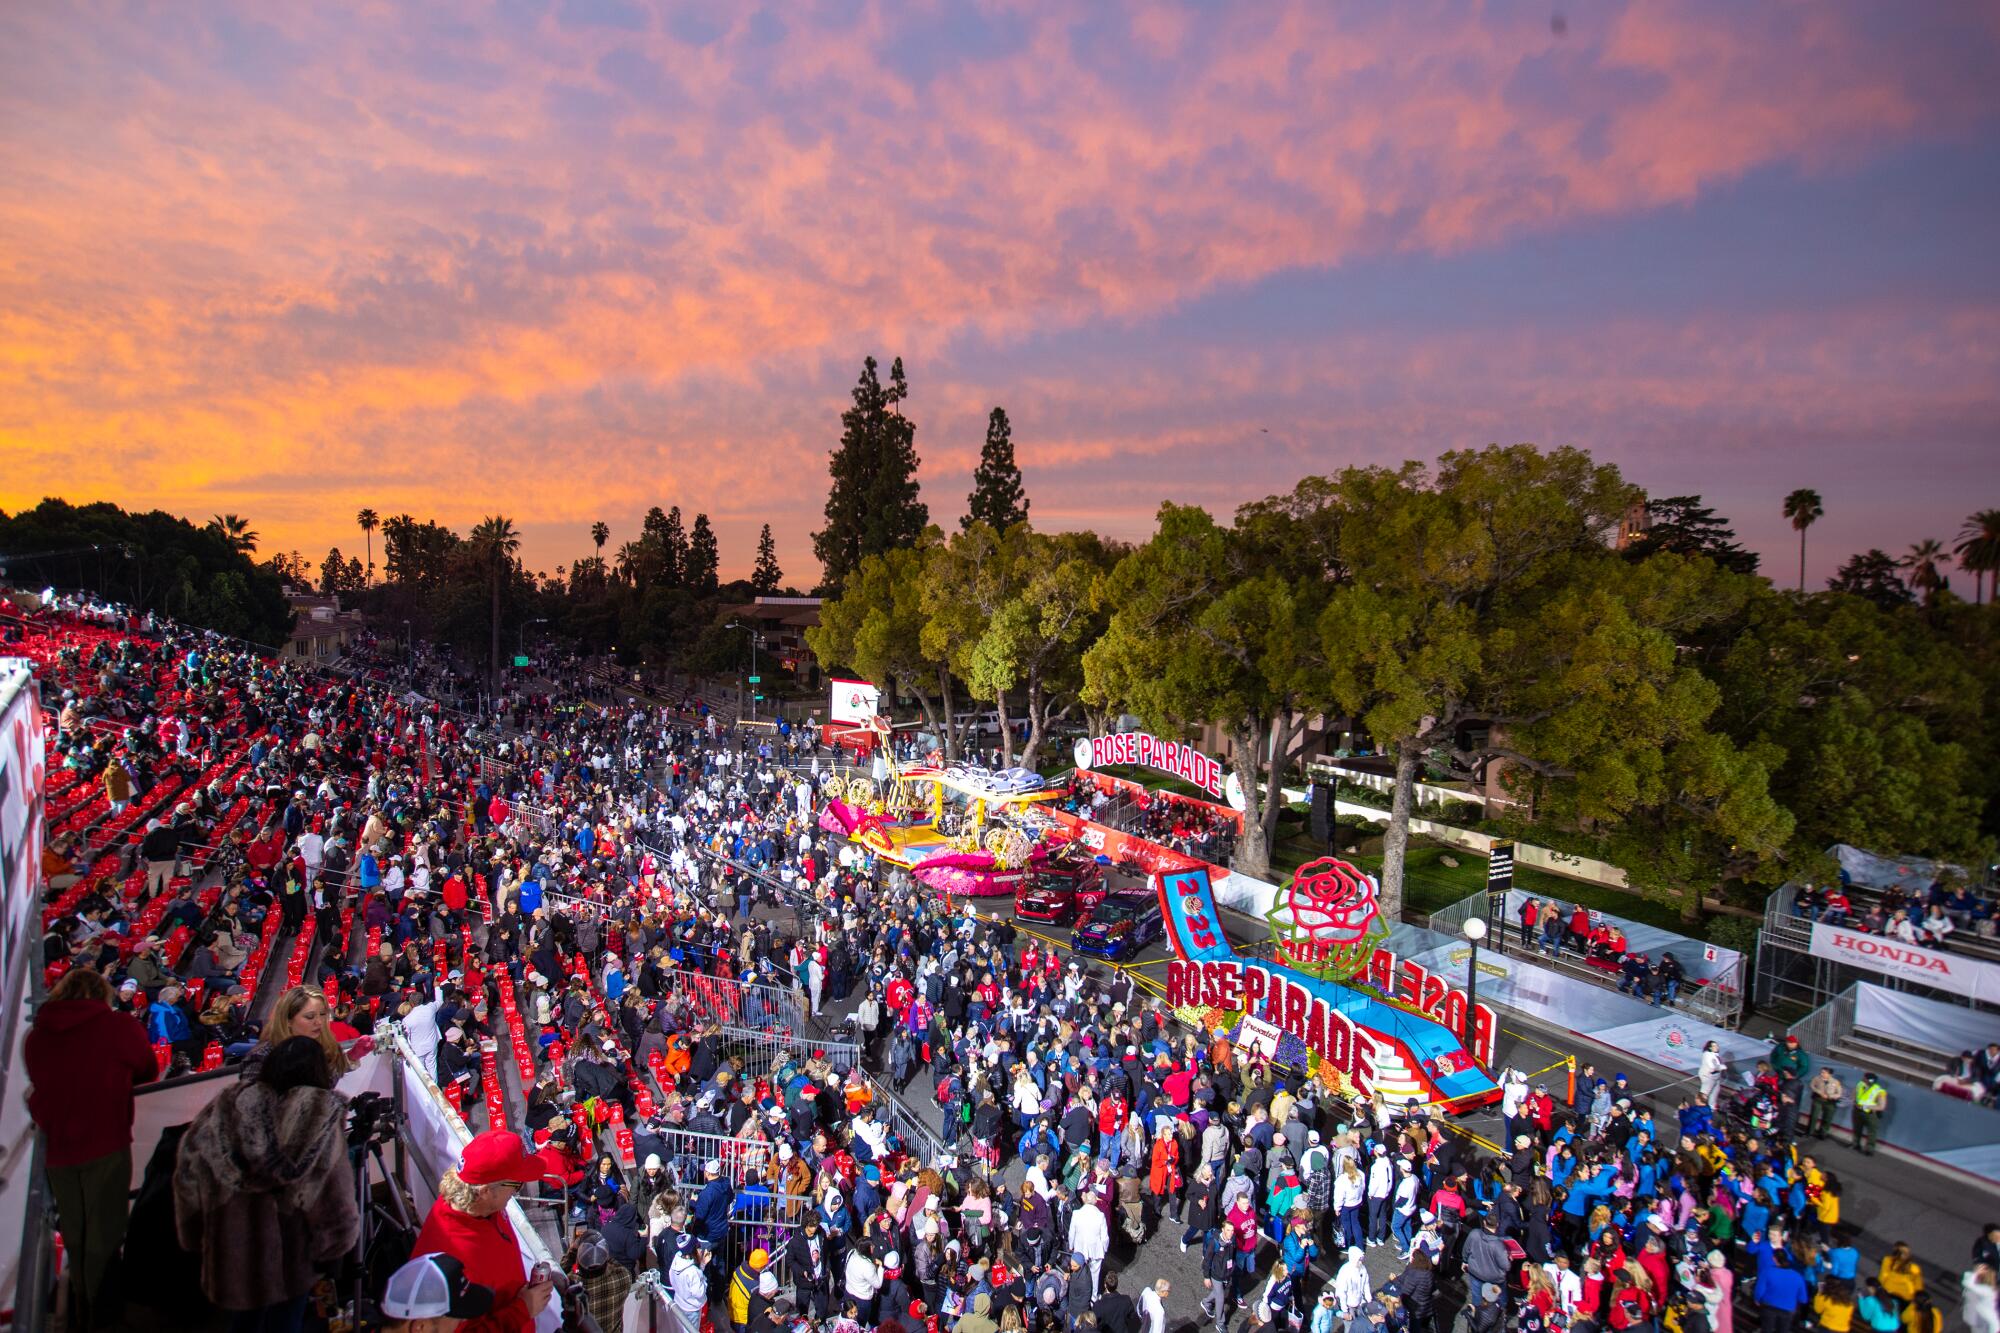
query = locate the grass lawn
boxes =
[1259,818,1698,933]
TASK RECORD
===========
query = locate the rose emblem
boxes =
[1284,857,1381,943]
[1266,856,1386,980]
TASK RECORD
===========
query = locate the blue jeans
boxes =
[1100,1130,1123,1169]
[1340,1205,1364,1249]
[1392,1211,1414,1251]
[1654,979,1679,1006]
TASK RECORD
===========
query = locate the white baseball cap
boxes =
[380,1253,494,1320]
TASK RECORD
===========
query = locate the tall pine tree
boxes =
[812,355,928,590]
[686,513,720,594]
[963,406,1029,531]
[752,524,782,593]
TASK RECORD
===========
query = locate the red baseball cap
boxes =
[457,1130,550,1186]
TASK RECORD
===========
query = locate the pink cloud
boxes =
[0,1,1994,580]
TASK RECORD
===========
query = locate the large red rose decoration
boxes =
[1266,857,1386,978]
[1284,857,1381,943]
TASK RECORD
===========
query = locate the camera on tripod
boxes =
[347,1091,401,1148]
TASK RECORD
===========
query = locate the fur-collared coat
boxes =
[173,1081,358,1310]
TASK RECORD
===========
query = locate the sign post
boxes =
[1485,840,1515,943]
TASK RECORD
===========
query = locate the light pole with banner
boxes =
[1461,915,1487,1056]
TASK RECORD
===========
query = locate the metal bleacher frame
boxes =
[1755,881,2000,1015]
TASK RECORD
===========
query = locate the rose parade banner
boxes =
[1075,731,1227,800]
[1157,858,1500,1111]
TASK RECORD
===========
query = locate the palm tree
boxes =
[356,508,379,584]
[1781,489,1822,593]
[591,521,610,557]
[206,513,258,554]
[469,516,520,688]
[1900,538,1949,605]
[1954,509,2000,606]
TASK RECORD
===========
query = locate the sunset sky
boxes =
[3,1,1996,588]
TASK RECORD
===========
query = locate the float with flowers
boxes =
[1159,857,1501,1112]
[816,756,1075,896]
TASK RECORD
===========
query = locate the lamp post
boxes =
[518,616,548,659]
[1461,916,1487,1055]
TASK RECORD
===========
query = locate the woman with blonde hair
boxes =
[250,985,360,1079]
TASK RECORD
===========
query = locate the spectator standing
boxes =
[1854,1074,1888,1155]
[409,1129,559,1332]
[1807,1067,1846,1140]
[23,968,158,1328]
[173,1036,358,1332]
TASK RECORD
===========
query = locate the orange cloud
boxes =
[0,1,1993,579]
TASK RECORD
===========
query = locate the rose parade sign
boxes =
[1157,860,1499,1111]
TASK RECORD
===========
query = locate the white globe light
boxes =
[1463,917,1488,943]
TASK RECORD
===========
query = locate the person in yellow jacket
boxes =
[1815,1279,1859,1333]
[1853,1074,1888,1155]
[1879,1242,1923,1306]
[728,1248,770,1328]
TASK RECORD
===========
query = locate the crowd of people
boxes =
[1788,881,1993,951]
[12,596,2000,1333]
[1055,775,1239,865]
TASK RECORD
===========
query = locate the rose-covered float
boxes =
[1160,858,1501,1112]
[817,760,1071,896]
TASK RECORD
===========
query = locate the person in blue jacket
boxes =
[1750,1229,1811,1333]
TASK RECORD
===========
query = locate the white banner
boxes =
[828,678,879,725]
[0,667,45,1314]
[1852,982,2000,1057]
[1809,922,2000,1004]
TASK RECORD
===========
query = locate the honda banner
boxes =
[1809,921,2000,1004]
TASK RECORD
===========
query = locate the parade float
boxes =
[1160,857,1502,1111]
[817,752,1075,896]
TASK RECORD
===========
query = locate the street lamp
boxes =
[518,616,548,657]
[1461,916,1487,1056]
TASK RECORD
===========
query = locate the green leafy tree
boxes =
[318,548,350,594]
[1623,495,1758,574]
[685,513,720,595]
[1955,509,2000,606]
[1313,446,1643,919]
[922,522,1032,763]
[752,524,783,594]
[640,506,687,589]
[964,407,1029,532]
[1782,488,1822,593]
[267,551,310,586]
[1084,503,1325,879]
[356,508,378,583]
[1706,588,1985,875]
[807,537,958,751]
[0,499,293,644]
[469,515,520,686]
[381,514,461,588]
[965,529,1119,770]
[1826,549,1911,609]
[813,355,928,591]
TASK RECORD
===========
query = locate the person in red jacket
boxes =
[409,1130,559,1332]
[24,967,158,1327]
